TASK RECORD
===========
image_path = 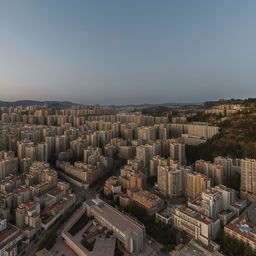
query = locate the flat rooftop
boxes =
[177,205,213,225]
[85,199,144,234]
[92,237,116,256]
[157,204,181,217]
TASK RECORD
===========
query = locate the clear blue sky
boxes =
[1,0,256,105]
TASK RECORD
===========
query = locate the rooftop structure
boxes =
[156,204,181,225]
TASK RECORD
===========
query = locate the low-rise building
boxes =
[0,218,23,256]
[104,176,121,196]
[173,205,220,246]
[56,160,104,185]
[120,189,164,215]
[155,204,181,225]
[131,190,164,215]
[41,193,75,230]
[84,198,145,254]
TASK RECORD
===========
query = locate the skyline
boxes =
[1,0,256,104]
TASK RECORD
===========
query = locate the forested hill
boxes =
[186,105,256,163]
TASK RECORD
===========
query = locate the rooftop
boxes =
[177,205,213,225]
[157,204,181,218]
[92,237,116,256]
[0,223,23,251]
[133,190,162,203]
[85,199,144,233]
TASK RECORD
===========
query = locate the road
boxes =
[18,230,46,256]
[19,164,165,256]
[146,235,170,256]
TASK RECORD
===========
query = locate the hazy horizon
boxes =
[1,0,256,104]
[0,98,203,106]
[0,97,251,106]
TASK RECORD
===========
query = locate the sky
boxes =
[1,0,256,105]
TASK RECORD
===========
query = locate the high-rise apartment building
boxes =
[214,156,241,182]
[185,171,211,201]
[240,158,256,202]
[0,157,18,180]
[169,142,186,165]
[136,143,161,168]
[157,166,183,197]
[37,142,48,162]
[195,160,224,186]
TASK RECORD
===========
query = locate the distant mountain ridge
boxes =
[0,100,79,107]
[109,102,202,108]
[0,101,203,108]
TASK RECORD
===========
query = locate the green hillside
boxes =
[186,104,256,163]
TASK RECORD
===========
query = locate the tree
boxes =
[147,176,157,186]
[244,244,255,256]
[226,172,240,190]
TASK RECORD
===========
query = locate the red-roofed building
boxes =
[0,218,23,256]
